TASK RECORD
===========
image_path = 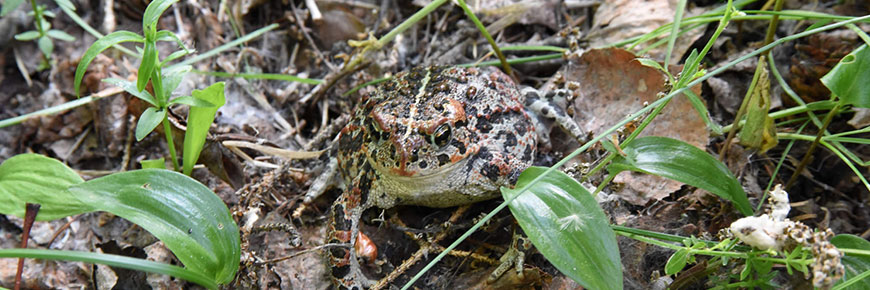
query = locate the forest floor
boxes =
[0,0,869,289]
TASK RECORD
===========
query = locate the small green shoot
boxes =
[73,0,224,174]
[8,0,77,71]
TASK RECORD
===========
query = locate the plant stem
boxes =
[15,203,40,290]
[454,0,511,75]
[29,0,43,33]
[162,117,179,171]
[785,101,843,189]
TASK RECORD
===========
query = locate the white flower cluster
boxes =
[727,185,844,288]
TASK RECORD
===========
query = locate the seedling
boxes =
[3,0,77,71]
[73,0,224,174]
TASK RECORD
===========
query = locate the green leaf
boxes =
[37,35,54,56]
[608,136,753,216]
[102,78,157,106]
[140,158,166,169]
[675,49,700,88]
[822,44,870,107]
[832,234,870,289]
[503,166,622,290]
[14,30,40,41]
[136,107,166,141]
[137,41,158,93]
[0,154,90,220]
[67,169,240,284]
[156,30,188,52]
[142,0,178,33]
[636,58,668,75]
[183,82,225,175]
[53,0,76,11]
[161,50,191,67]
[168,96,215,107]
[160,65,191,98]
[74,31,144,97]
[46,29,76,42]
[665,248,689,275]
[0,0,26,16]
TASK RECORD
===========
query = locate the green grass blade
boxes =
[53,0,75,11]
[182,82,226,175]
[503,167,622,290]
[0,249,217,289]
[74,31,144,97]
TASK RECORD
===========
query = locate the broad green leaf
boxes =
[609,136,753,216]
[503,166,622,290]
[183,82,225,175]
[832,234,870,289]
[738,56,777,153]
[53,0,76,11]
[43,10,56,18]
[46,29,75,42]
[142,0,178,33]
[665,248,689,275]
[822,44,870,107]
[137,41,158,93]
[102,78,157,106]
[140,158,166,169]
[0,154,90,220]
[136,107,166,141]
[14,30,40,41]
[66,169,240,284]
[0,0,26,16]
[37,35,54,56]
[168,96,215,107]
[74,31,144,97]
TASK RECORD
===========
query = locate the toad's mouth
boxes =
[368,154,469,182]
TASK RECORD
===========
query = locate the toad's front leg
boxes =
[327,170,377,289]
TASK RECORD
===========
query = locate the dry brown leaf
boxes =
[587,0,704,61]
[562,48,707,205]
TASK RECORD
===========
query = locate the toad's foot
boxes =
[488,231,532,283]
[522,87,586,147]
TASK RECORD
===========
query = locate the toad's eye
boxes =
[431,124,452,147]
